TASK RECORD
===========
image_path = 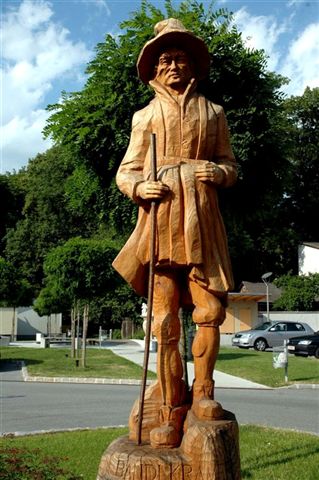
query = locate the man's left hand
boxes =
[195,163,224,185]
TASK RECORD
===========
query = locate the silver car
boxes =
[232,321,314,351]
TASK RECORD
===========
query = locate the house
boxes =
[220,281,282,334]
[298,242,319,275]
[240,281,282,312]
[221,291,265,334]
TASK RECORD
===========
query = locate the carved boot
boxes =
[191,380,224,420]
[150,404,189,449]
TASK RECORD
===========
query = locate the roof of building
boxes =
[240,281,282,302]
[229,292,266,302]
[302,242,319,250]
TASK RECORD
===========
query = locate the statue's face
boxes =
[155,48,194,92]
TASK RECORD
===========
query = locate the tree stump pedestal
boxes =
[97,410,241,480]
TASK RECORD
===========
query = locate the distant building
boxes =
[240,281,282,309]
[238,281,282,327]
[298,242,319,275]
[0,307,62,340]
[221,291,265,334]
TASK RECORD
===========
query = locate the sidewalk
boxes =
[109,340,271,390]
[8,339,270,388]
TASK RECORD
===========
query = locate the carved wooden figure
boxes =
[98,18,240,480]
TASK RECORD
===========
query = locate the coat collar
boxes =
[149,77,197,105]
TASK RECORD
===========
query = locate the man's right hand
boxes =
[136,180,170,201]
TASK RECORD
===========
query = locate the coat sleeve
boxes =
[212,104,237,188]
[116,105,152,205]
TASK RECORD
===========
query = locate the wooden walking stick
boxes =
[137,133,158,445]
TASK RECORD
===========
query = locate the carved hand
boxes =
[195,163,224,185]
[136,180,170,201]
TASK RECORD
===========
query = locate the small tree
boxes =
[40,238,119,366]
[274,273,319,311]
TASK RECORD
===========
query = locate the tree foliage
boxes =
[0,171,26,254]
[43,0,293,285]
[280,87,319,242]
[274,273,319,311]
[0,257,32,307]
[37,237,142,328]
[4,146,104,294]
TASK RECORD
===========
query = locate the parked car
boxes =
[287,331,319,358]
[232,321,314,351]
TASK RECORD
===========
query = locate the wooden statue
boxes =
[98,18,240,480]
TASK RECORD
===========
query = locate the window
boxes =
[296,323,305,331]
[287,323,298,331]
[273,323,286,332]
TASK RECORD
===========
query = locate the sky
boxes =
[1,0,319,173]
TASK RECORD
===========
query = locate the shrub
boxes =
[0,446,82,480]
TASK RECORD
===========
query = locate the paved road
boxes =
[1,364,318,436]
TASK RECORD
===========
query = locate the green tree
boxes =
[0,171,26,254]
[281,87,319,242]
[39,237,130,365]
[274,273,319,311]
[4,146,105,294]
[44,0,291,285]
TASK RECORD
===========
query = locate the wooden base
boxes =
[97,410,241,480]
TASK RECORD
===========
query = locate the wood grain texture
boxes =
[97,410,240,480]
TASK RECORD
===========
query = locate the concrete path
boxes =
[109,340,271,389]
[9,339,270,388]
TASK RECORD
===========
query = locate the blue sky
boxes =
[1,0,319,172]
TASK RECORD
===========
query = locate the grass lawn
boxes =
[1,426,318,479]
[216,347,319,387]
[0,346,157,380]
[1,345,318,387]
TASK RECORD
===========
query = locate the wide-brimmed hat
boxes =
[137,18,210,84]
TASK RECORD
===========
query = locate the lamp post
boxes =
[262,272,273,322]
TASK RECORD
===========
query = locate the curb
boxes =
[20,361,152,386]
[283,383,319,390]
[5,361,318,390]
[1,425,128,438]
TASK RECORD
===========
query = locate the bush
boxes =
[0,446,82,479]
[133,328,145,340]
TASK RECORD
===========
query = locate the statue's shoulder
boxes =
[207,98,224,117]
[132,100,155,128]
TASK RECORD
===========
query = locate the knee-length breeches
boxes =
[152,269,226,344]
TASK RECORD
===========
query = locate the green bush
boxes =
[133,328,145,340]
[111,329,122,339]
[0,446,82,479]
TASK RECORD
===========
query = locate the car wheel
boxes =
[314,347,319,359]
[254,338,267,351]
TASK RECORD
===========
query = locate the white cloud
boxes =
[1,0,92,172]
[233,8,287,71]
[232,7,318,97]
[90,0,111,15]
[286,0,299,7]
[1,110,52,173]
[280,23,319,96]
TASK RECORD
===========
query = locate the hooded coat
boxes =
[112,79,237,299]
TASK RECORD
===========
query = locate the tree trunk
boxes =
[74,301,81,360]
[98,410,241,480]
[70,304,76,358]
[81,303,89,368]
[11,306,16,342]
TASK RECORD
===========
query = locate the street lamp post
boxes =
[261,272,273,322]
